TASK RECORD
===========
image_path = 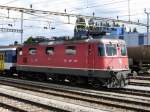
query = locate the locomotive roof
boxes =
[89,38,125,44]
[39,38,126,46]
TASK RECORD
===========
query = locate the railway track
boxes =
[0,76,108,112]
[129,76,150,80]
[0,76,149,111]
[129,76,150,87]
[0,95,27,112]
[129,81,150,87]
[118,87,150,97]
[0,92,65,112]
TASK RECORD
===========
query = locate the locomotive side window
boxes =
[65,46,76,55]
[98,44,105,56]
[29,48,37,55]
[106,44,117,56]
[121,45,127,56]
[45,47,54,55]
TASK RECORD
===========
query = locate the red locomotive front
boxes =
[16,38,129,88]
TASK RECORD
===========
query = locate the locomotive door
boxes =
[87,44,94,70]
[0,53,4,71]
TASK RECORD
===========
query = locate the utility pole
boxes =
[144,9,150,45]
[128,0,130,21]
[86,0,88,8]
[20,10,23,44]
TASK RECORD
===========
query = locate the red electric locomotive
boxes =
[16,38,130,88]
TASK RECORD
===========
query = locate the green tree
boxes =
[24,36,50,45]
[24,36,34,45]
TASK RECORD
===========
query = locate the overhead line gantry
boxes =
[0,5,147,26]
[0,5,147,44]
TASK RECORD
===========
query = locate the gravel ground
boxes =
[0,84,147,112]
[130,79,150,83]
[0,107,11,112]
[0,95,52,112]
[126,85,150,91]
[0,85,108,112]
[0,77,149,111]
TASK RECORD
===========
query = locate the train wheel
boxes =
[18,73,27,80]
[58,75,66,82]
[76,76,88,84]
[37,74,47,81]
[92,83,101,88]
[90,78,101,88]
[67,76,77,85]
[51,75,59,82]
[107,76,118,88]
[120,78,125,88]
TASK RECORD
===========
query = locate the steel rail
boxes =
[0,76,149,111]
[0,92,66,112]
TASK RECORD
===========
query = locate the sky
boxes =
[0,0,149,45]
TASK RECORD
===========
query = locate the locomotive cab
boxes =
[88,39,130,88]
[91,39,129,71]
[100,41,128,70]
[101,39,129,88]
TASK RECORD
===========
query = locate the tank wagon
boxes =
[128,45,150,73]
[16,38,129,88]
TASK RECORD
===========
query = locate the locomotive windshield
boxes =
[106,44,117,56]
[121,44,127,56]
